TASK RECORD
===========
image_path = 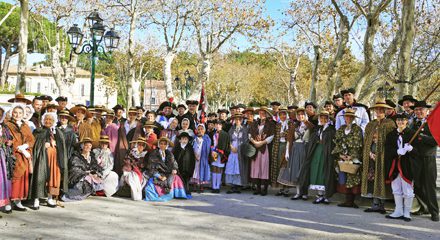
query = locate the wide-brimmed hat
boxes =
[58,110,75,122]
[99,135,110,143]
[128,107,137,114]
[242,107,254,114]
[278,107,289,114]
[177,131,193,140]
[80,137,93,144]
[55,96,68,102]
[340,88,356,96]
[185,100,199,105]
[112,104,125,111]
[370,100,393,110]
[398,95,417,105]
[103,110,115,118]
[229,105,239,110]
[217,109,229,115]
[255,106,273,117]
[270,101,281,106]
[287,105,298,112]
[70,104,90,116]
[295,107,306,114]
[7,94,32,105]
[231,112,244,119]
[143,121,157,128]
[304,101,317,109]
[154,137,174,147]
[342,108,357,118]
[130,136,148,145]
[410,100,432,110]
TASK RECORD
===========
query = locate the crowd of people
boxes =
[0,89,438,223]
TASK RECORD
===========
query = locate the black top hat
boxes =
[229,105,238,110]
[398,95,417,106]
[207,112,217,117]
[55,96,68,102]
[410,100,431,110]
[39,95,53,101]
[287,105,298,110]
[304,101,317,109]
[217,109,229,114]
[177,104,187,110]
[177,131,192,140]
[270,101,281,106]
[112,104,125,111]
[385,99,396,108]
[324,100,333,106]
[159,101,176,110]
[135,106,145,111]
[185,100,199,105]
[332,94,343,100]
[395,112,409,119]
[340,88,356,95]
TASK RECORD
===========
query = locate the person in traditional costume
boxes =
[385,100,397,122]
[225,113,249,194]
[88,106,104,148]
[23,105,36,132]
[333,94,344,110]
[0,108,15,214]
[29,112,67,209]
[176,104,187,129]
[93,135,119,197]
[218,109,229,121]
[5,105,35,211]
[178,118,195,138]
[410,101,439,222]
[112,104,126,124]
[304,101,318,126]
[103,110,119,155]
[242,108,255,127]
[39,95,53,109]
[332,109,363,208]
[279,108,313,200]
[191,124,212,192]
[324,101,337,118]
[207,112,218,121]
[58,110,77,164]
[136,106,147,124]
[288,106,298,124]
[270,102,281,122]
[335,88,370,132]
[55,96,68,112]
[160,117,179,151]
[62,138,103,201]
[249,107,275,196]
[362,100,396,214]
[183,100,199,131]
[173,132,195,196]
[113,108,139,176]
[398,95,417,123]
[209,120,230,193]
[145,110,163,136]
[144,137,188,201]
[70,104,93,143]
[385,113,418,222]
[272,108,294,196]
[299,111,336,204]
[206,120,216,142]
[156,101,176,129]
[125,107,142,141]
[117,137,148,200]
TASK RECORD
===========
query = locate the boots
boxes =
[261,182,268,196]
[403,197,414,222]
[253,179,261,195]
[338,194,357,208]
[386,195,404,219]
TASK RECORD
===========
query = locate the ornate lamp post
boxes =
[377,81,396,99]
[174,69,194,100]
[67,10,120,106]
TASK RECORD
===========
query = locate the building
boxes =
[143,79,167,110]
[4,65,117,108]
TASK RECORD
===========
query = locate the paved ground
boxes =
[0,190,439,240]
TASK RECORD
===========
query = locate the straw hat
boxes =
[7,93,32,105]
[369,100,393,110]
[242,107,255,114]
[99,135,110,143]
[255,106,273,117]
[80,137,93,144]
[342,108,357,118]
[278,107,289,114]
[70,104,90,116]
[231,112,244,119]
[154,137,174,147]
[128,107,137,114]
[143,121,157,128]
[130,136,148,145]
[58,110,75,122]
[295,107,306,114]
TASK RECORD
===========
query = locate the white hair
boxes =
[41,112,58,128]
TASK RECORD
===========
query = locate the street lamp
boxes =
[377,81,396,99]
[67,10,120,106]
[174,70,193,100]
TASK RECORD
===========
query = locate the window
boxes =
[150,97,156,105]
[150,88,157,104]
[81,84,85,97]
[37,82,41,93]
[25,81,31,92]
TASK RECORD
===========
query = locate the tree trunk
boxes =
[16,0,28,94]
[310,45,321,103]
[354,15,379,99]
[163,50,176,100]
[50,45,69,96]
[0,47,12,87]
[190,54,211,101]
[126,12,138,108]
[290,57,301,104]
[327,15,349,99]
[397,0,415,99]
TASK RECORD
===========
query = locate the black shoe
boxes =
[216,189,221,194]
[385,214,403,219]
[322,198,330,205]
[275,191,284,196]
[301,195,308,201]
[313,197,324,204]
[12,205,27,212]
[226,190,235,194]
[260,190,267,196]
[234,190,241,194]
[364,207,383,213]
[47,203,57,208]
[5,209,12,214]
[403,217,411,222]
[29,206,39,211]
[431,214,439,222]
[253,190,261,195]
[291,194,301,200]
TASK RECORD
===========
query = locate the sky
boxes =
[2,0,301,66]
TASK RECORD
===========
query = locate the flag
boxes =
[427,101,440,146]
[198,81,208,124]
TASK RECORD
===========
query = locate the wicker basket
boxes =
[338,161,360,174]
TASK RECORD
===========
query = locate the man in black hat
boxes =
[207,112,217,121]
[410,101,439,222]
[335,88,370,132]
[271,101,281,122]
[398,95,417,125]
[135,106,147,124]
[157,101,176,129]
[176,104,187,129]
[183,100,199,131]
[30,96,44,128]
[385,99,397,121]
[304,101,318,126]
[55,96,68,111]
[324,100,336,118]
[236,104,247,113]
[112,104,126,124]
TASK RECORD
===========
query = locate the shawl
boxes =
[173,143,196,177]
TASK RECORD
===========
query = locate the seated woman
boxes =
[116,137,148,201]
[144,137,189,202]
[93,135,119,197]
[62,138,103,201]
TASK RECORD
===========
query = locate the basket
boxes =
[338,161,360,174]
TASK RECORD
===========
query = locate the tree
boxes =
[0,2,19,87]
[16,0,28,94]
[189,0,271,100]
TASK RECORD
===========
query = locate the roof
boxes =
[144,79,166,88]
[7,65,104,78]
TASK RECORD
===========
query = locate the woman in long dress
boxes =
[0,107,14,215]
[5,105,35,211]
[29,112,68,210]
[93,135,119,197]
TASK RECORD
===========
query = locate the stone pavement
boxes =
[1,190,439,240]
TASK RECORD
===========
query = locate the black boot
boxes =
[261,182,268,196]
[253,180,261,195]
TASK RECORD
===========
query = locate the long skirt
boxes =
[278,142,306,186]
[272,142,286,185]
[47,147,61,196]
[225,141,241,186]
[144,175,189,202]
[11,153,29,200]
[309,144,325,191]
[102,171,119,197]
[250,145,270,180]
[0,149,11,207]
[191,157,210,184]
